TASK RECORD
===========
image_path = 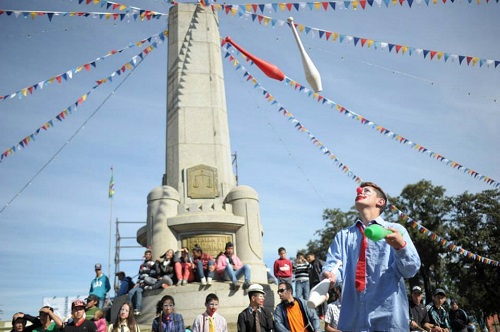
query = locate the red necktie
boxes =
[355,222,367,292]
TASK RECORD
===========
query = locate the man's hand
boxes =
[321,270,336,283]
[209,265,215,272]
[385,227,406,250]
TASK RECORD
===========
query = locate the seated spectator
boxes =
[174,247,195,286]
[115,272,135,297]
[192,245,215,286]
[33,306,63,332]
[128,249,156,316]
[108,302,140,332]
[150,249,176,289]
[152,295,185,332]
[216,242,251,290]
[93,311,106,332]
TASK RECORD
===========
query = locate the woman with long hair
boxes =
[108,302,140,332]
[152,295,185,332]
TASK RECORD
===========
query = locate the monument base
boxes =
[111,281,279,330]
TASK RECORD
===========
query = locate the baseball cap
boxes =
[86,294,99,302]
[411,286,423,293]
[72,299,86,309]
[434,288,446,296]
[94,263,102,270]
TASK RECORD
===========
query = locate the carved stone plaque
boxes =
[186,164,219,199]
[182,234,233,258]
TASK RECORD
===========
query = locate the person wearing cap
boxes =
[274,281,321,332]
[321,182,421,331]
[427,288,451,332]
[63,300,97,332]
[89,263,111,309]
[85,294,100,321]
[324,283,342,332]
[115,271,135,297]
[448,301,469,332]
[31,306,63,332]
[192,245,215,286]
[237,284,274,332]
[216,242,251,290]
[409,286,433,332]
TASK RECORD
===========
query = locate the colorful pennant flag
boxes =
[223,42,499,268]
[214,6,499,70]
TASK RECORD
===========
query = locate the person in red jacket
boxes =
[273,247,293,284]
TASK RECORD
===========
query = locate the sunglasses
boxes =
[277,289,286,294]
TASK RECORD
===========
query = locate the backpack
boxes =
[125,277,135,292]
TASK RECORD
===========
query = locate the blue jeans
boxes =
[128,286,143,311]
[224,264,251,284]
[295,279,310,300]
[195,260,214,280]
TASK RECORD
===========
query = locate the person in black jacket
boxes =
[237,284,274,332]
[449,301,469,332]
[305,252,326,319]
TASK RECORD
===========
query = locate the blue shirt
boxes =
[89,274,111,299]
[323,216,421,332]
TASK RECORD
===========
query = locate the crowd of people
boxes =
[10,182,484,332]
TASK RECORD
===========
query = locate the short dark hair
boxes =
[40,306,54,313]
[205,293,219,304]
[278,247,286,253]
[279,281,293,293]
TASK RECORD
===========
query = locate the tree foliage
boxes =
[444,189,500,316]
[305,179,499,322]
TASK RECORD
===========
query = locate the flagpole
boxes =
[108,166,114,290]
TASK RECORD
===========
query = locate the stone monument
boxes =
[126,3,277,328]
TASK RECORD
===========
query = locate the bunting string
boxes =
[74,0,170,15]
[223,42,498,189]
[222,42,499,268]
[389,205,499,267]
[216,6,499,70]
[0,30,168,102]
[213,0,498,13]
[221,46,364,184]
[0,41,163,162]
[0,9,167,22]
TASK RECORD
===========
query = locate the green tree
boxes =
[444,189,500,318]
[304,207,358,260]
[388,180,451,304]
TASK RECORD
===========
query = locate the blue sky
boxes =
[0,0,498,320]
